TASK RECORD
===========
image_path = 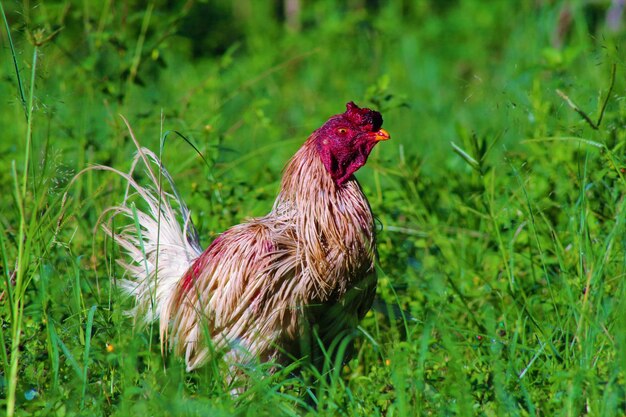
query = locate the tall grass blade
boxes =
[55,333,85,381]
[0,1,27,118]
[81,305,98,407]
[6,41,38,417]
[46,320,61,388]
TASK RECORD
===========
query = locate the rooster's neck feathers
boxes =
[274,136,376,295]
[277,137,375,242]
[278,137,342,203]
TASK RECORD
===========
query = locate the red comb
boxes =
[344,102,383,131]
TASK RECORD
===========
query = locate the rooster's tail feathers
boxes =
[98,120,203,340]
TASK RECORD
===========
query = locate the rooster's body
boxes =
[105,102,389,381]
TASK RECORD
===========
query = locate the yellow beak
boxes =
[373,128,391,141]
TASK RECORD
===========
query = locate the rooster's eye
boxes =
[337,128,348,135]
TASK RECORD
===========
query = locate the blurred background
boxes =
[2,1,626,414]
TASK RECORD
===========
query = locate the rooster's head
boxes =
[315,102,390,186]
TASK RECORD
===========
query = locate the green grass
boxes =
[2,0,626,415]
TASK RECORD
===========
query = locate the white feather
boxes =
[99,119,203,327]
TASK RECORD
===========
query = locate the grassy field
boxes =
[2,0,626,415]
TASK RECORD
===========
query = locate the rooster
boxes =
[102,102,390,383]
